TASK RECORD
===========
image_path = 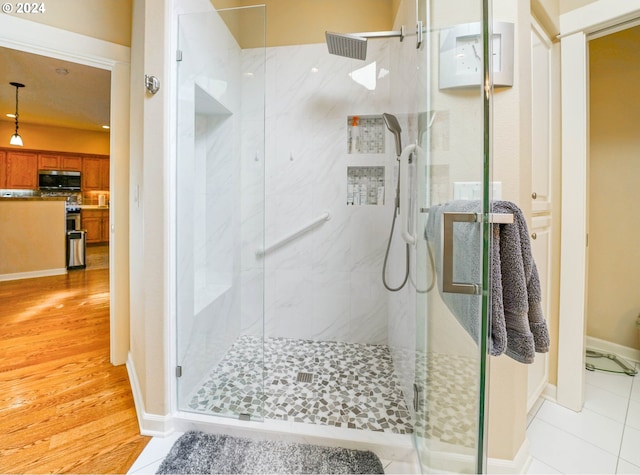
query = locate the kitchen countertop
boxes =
[80,205,110,210]
[0,196,67,201]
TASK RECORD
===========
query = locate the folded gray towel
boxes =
[424,200,550,364]
[493,201,550,362]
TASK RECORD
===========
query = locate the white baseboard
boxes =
[587,336,640,364]
[418,438,529,474]
[488,439,530,474]
[0,267,67,281]
[126,354,174,437]
[543,383,558,402]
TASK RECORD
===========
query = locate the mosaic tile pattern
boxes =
[187,336,478,446]
[347,116,385,154]
[414,351,478,449]
[347,166,385,206]
[188,336,414,434]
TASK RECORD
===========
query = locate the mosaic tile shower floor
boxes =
[414,352,477,449]
[187,336,414,434]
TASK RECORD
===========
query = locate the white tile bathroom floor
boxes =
[526,365,640,474]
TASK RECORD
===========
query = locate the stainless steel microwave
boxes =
[38,170,81,191]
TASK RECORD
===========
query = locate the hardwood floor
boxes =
[0,269,150,474]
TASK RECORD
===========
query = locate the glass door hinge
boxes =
[176,50,183,62]
[176,366,183,377]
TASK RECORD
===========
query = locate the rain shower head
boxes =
[325,26,405,60]
[325,32,368,61]
[382,113,402,157]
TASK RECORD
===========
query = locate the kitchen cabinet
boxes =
[6,151,38,189]
[0,151,6,188]
[82,157,109,191]
[83,209,109,243]
[38,153,82,171]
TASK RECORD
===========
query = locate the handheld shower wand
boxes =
[382,113,402,158]
[381,113,410,292]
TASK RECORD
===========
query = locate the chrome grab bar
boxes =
[256,212,331,257]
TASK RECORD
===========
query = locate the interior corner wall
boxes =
[128,0,170,421]
[486,0,531,462]
[128,0,146,409]
[587,27,640,351]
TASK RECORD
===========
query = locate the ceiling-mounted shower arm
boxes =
[349,25,406,42]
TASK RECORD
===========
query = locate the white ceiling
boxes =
[0,46,111,132]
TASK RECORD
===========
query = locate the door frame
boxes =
[0,14,131,365]
[558,0,640,411]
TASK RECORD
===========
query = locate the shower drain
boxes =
[296,372,314,383]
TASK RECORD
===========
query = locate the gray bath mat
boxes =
[156,431,385,474]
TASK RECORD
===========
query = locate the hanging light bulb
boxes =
[9,82,24,147]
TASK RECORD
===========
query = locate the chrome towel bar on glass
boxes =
[440,211,514,295]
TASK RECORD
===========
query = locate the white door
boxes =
[527,19,553,410]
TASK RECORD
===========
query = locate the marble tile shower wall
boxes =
[239,46,267,338]
[176,9,245,403]
[247,41,398,345]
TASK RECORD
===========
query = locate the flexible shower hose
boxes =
[382,172,410,292]
[382,167,435,293]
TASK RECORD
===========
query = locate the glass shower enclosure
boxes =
[175,1,493,473]
[175,5,267,421]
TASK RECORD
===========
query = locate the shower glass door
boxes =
[175,5,266,421]
[412,0,491,472]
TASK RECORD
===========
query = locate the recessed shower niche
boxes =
[347,166,385,205]
[347,115,385,154]
[192,83,234,314]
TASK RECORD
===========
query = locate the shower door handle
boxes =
[442,212,481,295]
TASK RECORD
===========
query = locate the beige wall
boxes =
[0,120,109,155]
[0,200,66,276]
[211,0,399,47]
[559,0,599,14]
[587,26,640,350]
[7,0,132,46]
[532,0,560,36]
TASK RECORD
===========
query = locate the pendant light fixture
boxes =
[9,82,25,147]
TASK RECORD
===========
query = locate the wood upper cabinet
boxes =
[38,153,59,170]
[82,157,110,191]
[38,153,83,172]
[62,155,82,171]
[0,148,108,190]
[6,151,38,189]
